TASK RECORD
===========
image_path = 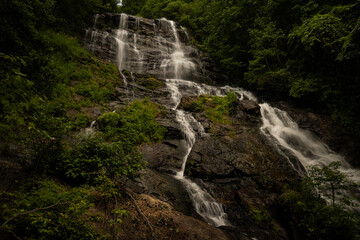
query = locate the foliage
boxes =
[0,180,99,240]
[0,30,122,175]
[306,161,358,206]
[98,99,165,144]
[279,162,359,239]
[59,134,144,184]
[188,92,237,124]
[137,76,164,90]
[58,100,164,184]
[0,1,166,239]
[248,208,271,223]
[53,0,118,33]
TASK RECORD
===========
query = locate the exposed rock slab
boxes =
[118,193,230,240]
[84,13,227,85]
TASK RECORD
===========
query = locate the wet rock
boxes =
[238,100,260,116]
[84,13,226,85]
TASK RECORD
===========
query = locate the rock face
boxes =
[84,13,226,85]
[117,193,230,240]
[238,100,260,116]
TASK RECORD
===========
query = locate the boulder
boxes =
[238,100,260,116]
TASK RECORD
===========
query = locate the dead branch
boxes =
[125,191,157,240]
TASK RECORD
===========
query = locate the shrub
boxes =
[0,180,98,240]
[59,135,144,184]
[189,92,237,123]
[137,76,163,89]
[98,99,165,144]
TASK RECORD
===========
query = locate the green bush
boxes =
[70,113,92,130]
[189,92,237,124]
[248,208,271,223]
[74,81,115,102]
[0,180,98,240]
[98,99,165,144]
[59,135,144,184]
[137,76,163,90]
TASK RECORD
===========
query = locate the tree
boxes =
[280,162,359,239]
[307,161,358,206]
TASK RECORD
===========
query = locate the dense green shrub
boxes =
[189,92,237,123]
[98,99,165,144]
[0,180,98,240]
[137,76,163,90]
[59,135,144,184]
[58,100,165,184]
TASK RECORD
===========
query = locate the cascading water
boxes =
[169,20,196,80]
[85,13,207,82]
[164,78,268,226]
[158,19,196,80]
[166,79,229,227]
[259,103,360,208]
[115,13,129,86]
[260,103,360,182]
[85,13,360,224]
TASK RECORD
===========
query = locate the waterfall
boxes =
[166,79,230,227]
[115,13,129,72]
[85,14,231,226]
[93,14,99,29]
[156,19,196,79]
[260,103,360,183]
[165,78,360,210]
[89,120,96,129]
[85,14,205,81]
[85,13,360,224]
[168,20,196,79]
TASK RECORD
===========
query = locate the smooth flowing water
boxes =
[166,79,229,227]
[260,103,360,183]
[115,14,129,71]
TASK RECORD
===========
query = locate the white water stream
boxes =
[159,20,231,226]
[166,79,229,227]
[260,103,360,183]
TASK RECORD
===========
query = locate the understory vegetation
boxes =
[0,1,165,238]
[187,92,237,124]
